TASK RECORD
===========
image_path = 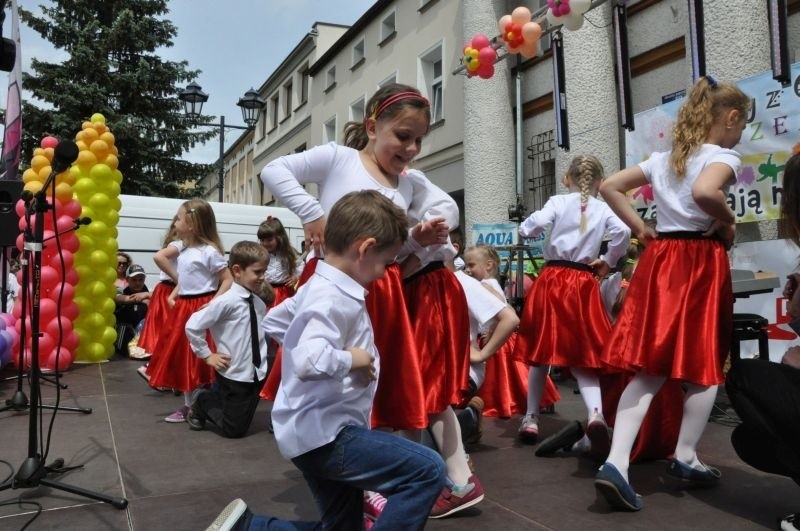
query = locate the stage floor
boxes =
[0,355,794,530]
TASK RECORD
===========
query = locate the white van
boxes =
[116,195,303,287]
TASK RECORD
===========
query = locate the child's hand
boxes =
[469,345,484,363]
[412,217,449,247]
[285,275,298,288]
[589,259,611,280]
[635,225,657,246]
[703,219,736,249]
[204,352,231,371]
[167,297,176,308]
[348,347,377,382]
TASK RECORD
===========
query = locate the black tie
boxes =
[246,295,261,380]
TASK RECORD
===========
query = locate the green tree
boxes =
[19,0,216,198]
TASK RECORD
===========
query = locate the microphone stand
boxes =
[0,160,127,509]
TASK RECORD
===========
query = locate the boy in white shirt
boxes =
[208,190,446,531]
[185,241,269,438]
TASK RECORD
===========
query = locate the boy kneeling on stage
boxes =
[185,240,269,438]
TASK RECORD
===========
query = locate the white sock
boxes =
[526,365,548,416]
[183,391,192,408]
[674,383,718,469]
[605,372,666,481]
[429,407,472,486]
[571,367,603,420]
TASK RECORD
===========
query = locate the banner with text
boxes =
[625,63,800,223]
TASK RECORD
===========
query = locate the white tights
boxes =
[527,365,603,421]
[429,406,472,486]
[605,371,718,481]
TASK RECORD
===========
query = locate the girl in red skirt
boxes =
[146,199,233,423]
[595,76,750,512]
[259,83,449,431]
[514,155,630,458]
[256,216,302,398]
[136,216,178,359]
[463,244,559,418]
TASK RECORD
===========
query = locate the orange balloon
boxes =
[82,121,93,130]
[30,155,49,172]
[99,132,115,146]
[54,182,73,203]
[111,145,118,156]
[75,140,88,152]
[76,150,98,171]
[104,153,119,170]
[82,128,99,142]
[24,181,43,194]
[43,147,54,161]
[38,166,52,181]
[90,139,110,159]
[32,147,45,157]
[92,122,108,134]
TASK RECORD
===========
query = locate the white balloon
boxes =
[571,0,592,15]
[563,11,585,31]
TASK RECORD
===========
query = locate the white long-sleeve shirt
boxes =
[259,142,457,261]
[265,261,379,460]
[640,144,741,232]
[518,193,630,268]
[185,282,268,383]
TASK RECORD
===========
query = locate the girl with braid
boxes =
[514,155,630,460]
[595,76,749,512]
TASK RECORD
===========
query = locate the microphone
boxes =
[74,217,92,226]
[51,140,79,173]
[20,189,34,204]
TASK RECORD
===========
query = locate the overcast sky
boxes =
[3,0,374,163]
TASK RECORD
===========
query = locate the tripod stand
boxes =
[497,243,541,314]
[0,142,127,509]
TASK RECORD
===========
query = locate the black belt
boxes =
[159,280,176,286]
[545,260,593,273]
[657,231,710,240]
[179,290,215,300]
[403,261,446,284]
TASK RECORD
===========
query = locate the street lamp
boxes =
[179,82,266,202]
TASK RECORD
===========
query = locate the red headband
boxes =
[370,92,430,121]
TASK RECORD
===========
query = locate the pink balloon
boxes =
[60,232,79,253]
[41,136,59,149]
[498,14,512,33]
[62,199,81,219]
[65,268,79,285]
[511,6,532,24]
[56,215,74,233]
[39,298,58,322]
[61,302,79,321]
[45,348,74,372]
[520,39,539,59]
[11,300,22,319]
[16,232,24,252]
[6,326,19,348]
[0,312,13,328]
[522,22,542,43]
[40,266,59,291]
[471,34,490,50]
[15,198,26,218]
[478,64,495,79]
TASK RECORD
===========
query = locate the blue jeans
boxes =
[248,425,446,531]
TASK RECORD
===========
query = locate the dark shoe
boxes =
[535,420,584,457]
[463,396,484,445]
[594,462,643,511]
[779,512,800,530]
[665,458,721,486]
[186,399,206,431]
[429,474,485,518]
[207,498,251,531]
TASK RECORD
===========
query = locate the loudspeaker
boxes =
[0,179,22,247]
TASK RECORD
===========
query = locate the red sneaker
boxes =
[429,475,485,519]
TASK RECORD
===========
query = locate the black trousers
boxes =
[195,372,264,439]
[725,359,800,486]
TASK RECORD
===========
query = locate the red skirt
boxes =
[368,264,427,430]
[602,236,732,386]
[146,293,217,392]
[137,280,174,354]
[514,264,611,369]
[260,283,296,400]
[479,332,561,418]
[402,264,471,414]
[260,261,430,431]
[601,373,683,463]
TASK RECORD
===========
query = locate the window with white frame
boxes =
[420,43,443,123]
[352,38,365,68]
[323,116,337,143]
[379,11,396,44]
[283,79,293,118]
[325,65,336,91]
[378,73,397,89]
[299,64,309,104]
[350,96,366,123]
[270,93,279,129]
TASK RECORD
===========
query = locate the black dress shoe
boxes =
[535,420,584,457]
[186,404,206,431]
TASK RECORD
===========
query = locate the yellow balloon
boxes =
[38,166,52,181]
[90,163,112,182]
[24,181,43,194]
[89,250,109,268]
[75,140,88,152]
[104,154,119,170]
[54,182,73,203]
[31,155,49,172]
[76,150,97,171]
[100,326,116,346]
[91,113,106,124]
[33,147,45,157]
[22,168,38,183]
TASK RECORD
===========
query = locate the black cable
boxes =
[0,498,43,530]
[582,12,613,29]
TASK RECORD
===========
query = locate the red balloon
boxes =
[49,282,75,301]
[478,46,496,64]
[39,298,58,322]
[61,302,79,321]
[478,64,495,79]
[15,232,23,252]
[45,347,74,372]
[38,332,55,357]
[56,215,74,233]
[62,199,81,219]
[45,317,73,340]
[65,268,79,285]
[18,216,27,232]
[40,266,59,291]
[49,249,74,271]
[11,301,21,319]
[471,34,490,50]
[41,136,59,149]
[60,232,79,253]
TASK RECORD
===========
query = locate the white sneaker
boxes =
[780,512,800,531]
[206,498,249,531]
[518,414,539,442]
